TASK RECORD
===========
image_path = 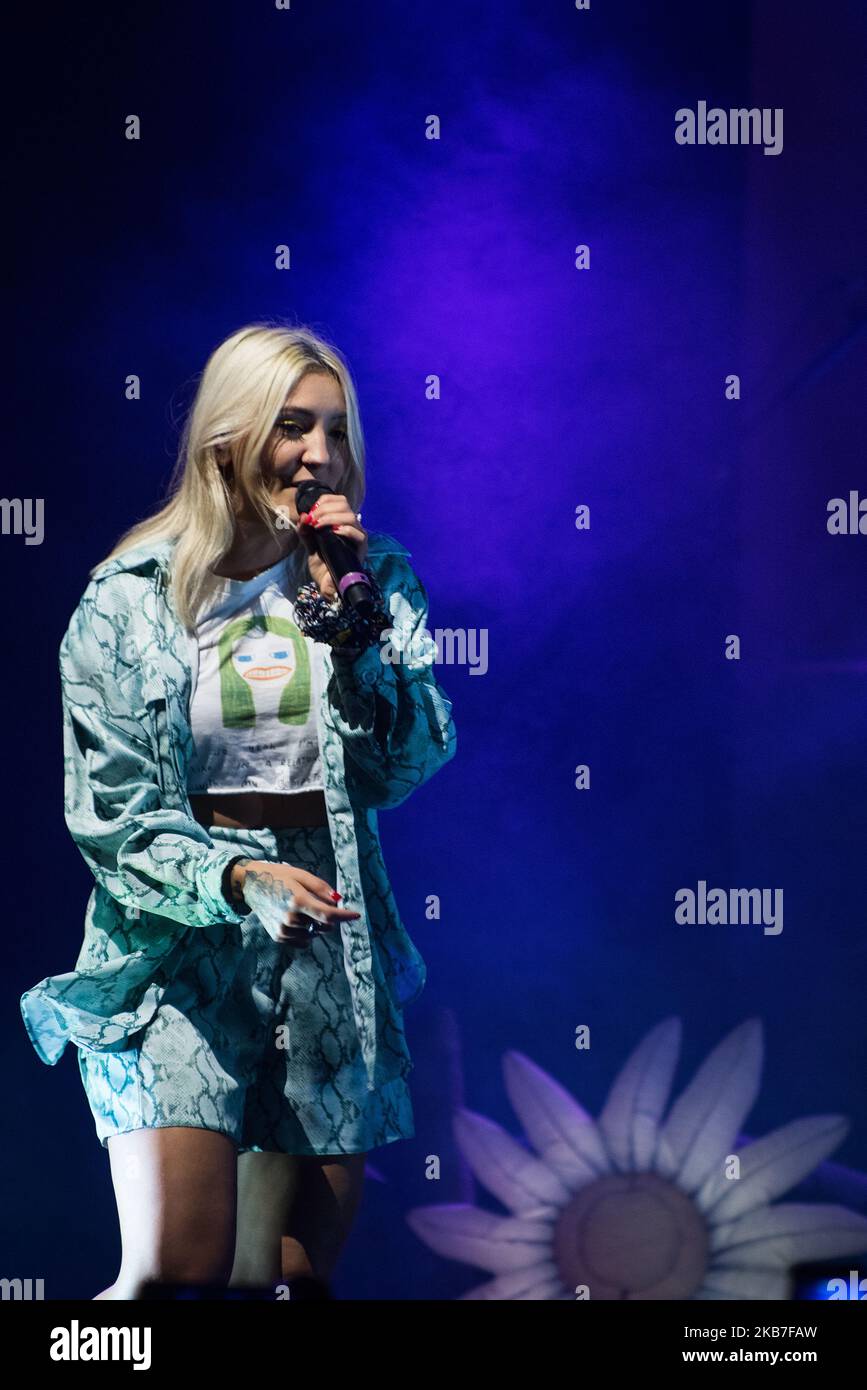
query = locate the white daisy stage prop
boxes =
[406,1018,867,1299]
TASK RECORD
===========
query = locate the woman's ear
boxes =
[215,445,237,488]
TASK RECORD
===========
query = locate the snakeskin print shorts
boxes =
[77,823,414,1156]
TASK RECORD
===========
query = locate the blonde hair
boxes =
[95,320,366,630]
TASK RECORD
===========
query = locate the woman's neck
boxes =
[212,526,300,581]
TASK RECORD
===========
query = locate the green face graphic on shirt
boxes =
[218,614,311,729]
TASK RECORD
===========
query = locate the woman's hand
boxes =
[236,859,361,948]
[297,494,368,601]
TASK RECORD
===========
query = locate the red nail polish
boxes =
[330,890,342,902]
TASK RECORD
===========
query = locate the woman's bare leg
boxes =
[229,1151,303,1288]
[279,1151,367,1283]
[229,1150,367,1288]
[93,1127,238,1299]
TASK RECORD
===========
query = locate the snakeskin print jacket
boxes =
[20,531,457,1092]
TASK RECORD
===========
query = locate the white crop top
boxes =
[186,552,325,796]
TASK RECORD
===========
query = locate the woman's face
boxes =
[264,370,350,526]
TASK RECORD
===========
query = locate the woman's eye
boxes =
[276,419,347,440]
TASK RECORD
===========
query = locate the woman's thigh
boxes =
[231,1149,367,1287]
[106,1126,239,1292]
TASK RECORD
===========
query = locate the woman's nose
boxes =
[300,427,332,464]
[293,459,329,492]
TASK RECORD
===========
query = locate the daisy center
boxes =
[553,1171,709,1298]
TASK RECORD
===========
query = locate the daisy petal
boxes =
[654,1018,763,1192]
[452,1108,573,1214]
[710,1202,867,1268]
[404,1204,554,1273]
[694,1266,793,1299]
[597,1017,682,1172]
[691,1285,779,1301]
[457,1264,564,1299]
[501,1050,611,1188]
[696,1116,850,1221]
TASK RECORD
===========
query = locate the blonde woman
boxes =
[20,323,457,1299]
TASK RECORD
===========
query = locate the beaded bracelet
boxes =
[293,568,390,656]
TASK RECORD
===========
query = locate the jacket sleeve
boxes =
[321,549,457,810]
[60,578,251,929]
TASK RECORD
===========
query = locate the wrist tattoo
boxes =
[242,864,305,935]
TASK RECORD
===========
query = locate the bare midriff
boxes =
[189,789,328,830]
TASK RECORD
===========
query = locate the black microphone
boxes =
[293,480,377,617]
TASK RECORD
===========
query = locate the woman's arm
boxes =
[60,578,251,928]
[321,547,457,810]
